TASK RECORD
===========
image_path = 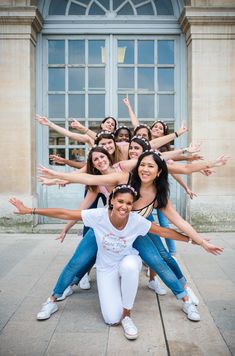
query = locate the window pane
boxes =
[138,68,154,90]
[98,0,110,9]
[117,40,134,64]
[138,95,154,118]
[118,94,134,118]
[69,68,85,91]
[117,2,134,15]
[69,3,86,15]
[138,41,154,64]
[158,95,174,118]
[89,95,105,118]
[49,122,65,145]
[49,0,68,15]
[69,147,86,161]
[68,40,85,64]
[49,95,65,118]
[118,68,134,89]
[89,68,105,89]
[88,40,105,64]
[154,0,174,15]
[48,41,65,64]
[158,41,174,64]
[113,0,125,10]
[49,68,65,91]
[158,68,174,91]
[89,3,105,15]
[136,3,154,15]
[69,95,85,117]
[49,148,66,165]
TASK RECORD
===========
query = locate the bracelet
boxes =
[174,131,179,138]
[182,148,188,154]
[188,238,192,244]
[32,208,36,215]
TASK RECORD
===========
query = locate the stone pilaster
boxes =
[0,5,43,231]
[180,6,235,231]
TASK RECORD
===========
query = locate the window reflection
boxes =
[48,41,65,64]
[158,95,174,118]
[49,148,66,165]
[89,94,105,118]
[138,41,154,64]
[138,95,154,118]
[49,95,65,118]
[118,40,134,64]
[158,68,174,91]
[138,68,154,90]
[88,40,105,64]
[68,40,85,64]
[69,94,85,117]
[69,147,86,162]
[49,68,65,91]
[158,41,174,64]
[69,68,85,91]
[118,68,134,89]
[89,68,105,89]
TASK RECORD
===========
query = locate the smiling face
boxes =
[116,128,130,142]
[91,151,110,173]
[138,155,160,183]
[99,138,116,155]
[128,141,143,160]
[151,122,165,138]
[135,127,149,140]
[101,118,116,133]
[111,192,134,218]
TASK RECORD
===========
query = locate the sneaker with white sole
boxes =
[146,267,150,277]
[182,301,200,321]
[185,286,199,306]
[121,316,138,340]
[37,298,58,320]
[148,278,167,295]
[79,273,91,290]
[56,285,74,301]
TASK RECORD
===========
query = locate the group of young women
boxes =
[10,99,226,340]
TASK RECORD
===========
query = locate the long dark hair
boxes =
[151,120,171,152]
[130,151,169,208]
[86,146,113,191]
[108,184,138,210]
[128,135,151,158]
[100,116,117,131]
[133,124,152,141]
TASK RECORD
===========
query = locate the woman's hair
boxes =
[108,184,138,210]
[133,124,152,141]
[114,125,132,142]
[129,135,151,156]
[130,151,169,208]
[86,146,113,191]
[150,121,171,152]
[100,116,117,131]
[95,131,120,163]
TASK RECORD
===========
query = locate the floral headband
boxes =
[144,149,164,161]
[135,124,151,131]
[131,135,149,144]
[112,184,138,196]
[96,131,115,138]
[152,120,168,130]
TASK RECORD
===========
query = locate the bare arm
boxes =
[71,119,97,140]
[167,155,229,175]
[150,122,188,149]
[149,223,191,242]
[49,155,86,169]
[9,198,83,221]
[160,200,224,255]
[123,97,139,128]
[171,174,197,199]
[38,166,126,186]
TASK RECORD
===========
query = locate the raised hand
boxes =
[38,165,58,179]
[9,198,31,215]
[49,155,66,165]
[123,97,130,107]
[186,142,201,154]
[70,119,87,133]
[213,155,230,167]
[38,177,68,186]
[177,121,188,137]
[201,240,224,255]
[36,115,51,127]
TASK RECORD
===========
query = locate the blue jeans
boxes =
[53,227,187,300]
[156,209,176,255]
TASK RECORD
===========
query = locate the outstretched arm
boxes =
[9,198,83,220]
[171,174,197,199]
[167,155,229,175]
[123,97,139,128]
[71,119,97,140]
[49,155,86,169]
[150,122,188,149]
[160,200,224,255]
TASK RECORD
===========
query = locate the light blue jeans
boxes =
[156,209,177,255]
[53,225,187,300]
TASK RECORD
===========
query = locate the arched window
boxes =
[48,0,174,16]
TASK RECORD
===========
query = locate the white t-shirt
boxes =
[81,207,151,272]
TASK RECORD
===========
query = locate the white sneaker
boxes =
[146,267,150,277]
[148,278,167,295]
[56,286,74,301]
[79,273,91,290]
[121,316,138,340]
[182,301,200,321]
[37,298,58,320]
[185,286,199,306]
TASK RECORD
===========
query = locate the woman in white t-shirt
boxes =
[9,185,208,340]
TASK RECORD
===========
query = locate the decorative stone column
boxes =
[0,4,43,231]
[180,5,235,231]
